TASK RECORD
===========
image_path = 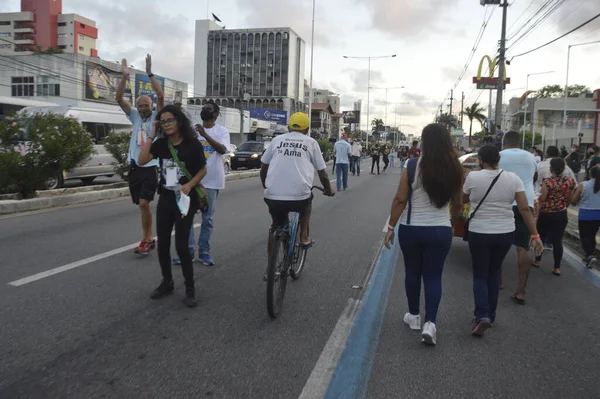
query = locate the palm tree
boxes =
[461,102,487,145]
[371,118,385,142]
[435,113,458,131]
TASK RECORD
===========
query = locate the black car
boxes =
[231,141,268,170]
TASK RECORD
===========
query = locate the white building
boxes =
[508,91,600,148]
[192,21,306,118]
[304,87,341,114]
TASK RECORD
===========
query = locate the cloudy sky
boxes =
[2,0,600,135]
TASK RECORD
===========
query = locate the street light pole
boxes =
[562,40,600,141]
[523,70,554,149]
[307,0,316,117]
[343,54,396,144]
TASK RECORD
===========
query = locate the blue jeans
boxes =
[336,163,349,190]
[189,188,219,255]
[389,154,395,167]
[468,231,513,323]
[398,225,452,324]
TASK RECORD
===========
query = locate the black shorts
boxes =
[264,195,313,229]
[513,206,533,250]
[129,164,158,204]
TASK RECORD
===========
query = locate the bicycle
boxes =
[266,186,325,319]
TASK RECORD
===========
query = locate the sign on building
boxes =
[84,61,132,104]
[248,108,287,124]
[135,73,165,103]
[342,110,360,124]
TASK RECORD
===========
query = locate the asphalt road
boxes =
[0,160,397,398]
[2,162,600,398]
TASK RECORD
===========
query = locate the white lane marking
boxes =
[298,298,361,399]
[8,223,202,287]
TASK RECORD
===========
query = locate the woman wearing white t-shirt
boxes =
[463,145,543,337]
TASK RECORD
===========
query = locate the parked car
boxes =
[45,144,117,189]
[231,141,268,170]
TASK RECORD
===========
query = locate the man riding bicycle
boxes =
[261,112,335,253]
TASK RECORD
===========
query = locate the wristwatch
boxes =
[148,73,154,78]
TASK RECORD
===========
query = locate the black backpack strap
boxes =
[406,158,418,225]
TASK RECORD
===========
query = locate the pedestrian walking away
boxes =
[173,101,231,266]
[498,131,538,305]
[115,54,165,255]
[384,123,464,346]
[532,158,576,276]
[573,165,600,268]
[370,144,381,175]
[333,134,352,191]
[463,145,542,337]
[351,139,362,176]
[138,105,207,307]
[382,145,390,173]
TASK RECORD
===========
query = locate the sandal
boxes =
[531,262,540,268]
[511,294,526,305]
[300,239,315,249]
[552,269,561,277]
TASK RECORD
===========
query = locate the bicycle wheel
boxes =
[290,223,308,280]
[266,230,288,318]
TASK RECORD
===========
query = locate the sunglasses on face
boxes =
[160,118,176,126]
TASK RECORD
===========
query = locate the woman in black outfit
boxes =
[138,104,207,307]
[382,145,390,173]
[371,144,381,175]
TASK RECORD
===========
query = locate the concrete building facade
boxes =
[192,20,306,118]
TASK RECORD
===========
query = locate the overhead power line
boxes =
[509,11,600,58]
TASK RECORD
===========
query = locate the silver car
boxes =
[45,144,117,189]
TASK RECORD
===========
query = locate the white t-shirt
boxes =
[197,124,231,190]
[463,169,525,234]
[261,132,327,201]
[534,157,577,195]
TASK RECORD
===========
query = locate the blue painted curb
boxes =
[325,228,400,399]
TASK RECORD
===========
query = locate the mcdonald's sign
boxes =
[472,55,510,90]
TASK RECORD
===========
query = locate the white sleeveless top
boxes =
[399,158,452,227]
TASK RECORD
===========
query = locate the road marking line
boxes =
[7,223,202,287]
[298,298,361,399]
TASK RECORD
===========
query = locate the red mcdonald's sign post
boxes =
[472,55,511,90]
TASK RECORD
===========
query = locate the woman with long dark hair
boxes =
[573,165,600,268]
[138,104,207,307]
[384,124,463,346]
[532,158,576,276]
[463,145,542,336]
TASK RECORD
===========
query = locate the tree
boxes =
[0,113,94,198]
[461,102,487,146]
[535,84,592,98]
[435,112,458,131]
[371,118,384,142]
[104,131,131,181]
[33,45,64,54]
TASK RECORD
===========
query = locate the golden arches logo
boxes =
[472,55,510,87]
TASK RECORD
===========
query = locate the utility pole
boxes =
[449,89,454,119]
[494,0,509,129]
[460,91,465,129]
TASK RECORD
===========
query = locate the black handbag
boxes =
[464,171,503,241]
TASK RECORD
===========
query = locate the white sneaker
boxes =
[588,257,598,269]
[403,313,421,331]
[421,321,437,345]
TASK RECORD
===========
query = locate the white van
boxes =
[19,105,132,189]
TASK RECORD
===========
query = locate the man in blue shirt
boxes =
[116,55,165,255]
[333,134,352,191]
[498,131,538,304]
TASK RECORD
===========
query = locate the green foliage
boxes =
[104,130,131,181]
[535,84,591,98]
[371,118,385,134]
[316,138,333,155]
[517,131,543,149]
[33,46,64,54]
[0,113,94,198]
[435,112,459,129]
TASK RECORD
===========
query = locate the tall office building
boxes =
[0,0,98,56]
[192,20,306,117]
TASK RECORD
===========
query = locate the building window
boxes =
[58,45,66,49]
[58,33,67,38]
[0,32,11,37]
[79,34,84,40]
[0,21,11,26]
[58,22,67,27]
[11,76,34,97]
[80,23,86,28]
[36,76,61,97]
[0,44,11,49]
[79,46,84,51]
